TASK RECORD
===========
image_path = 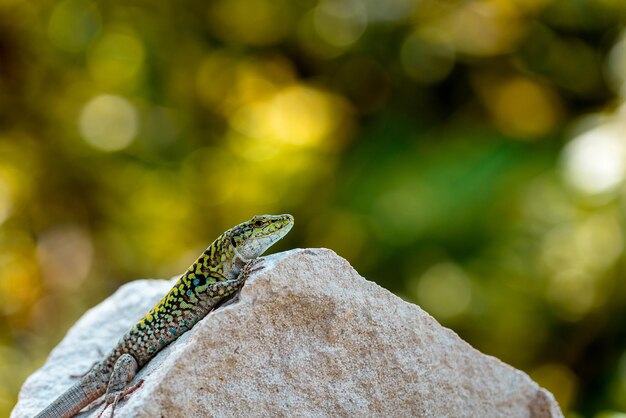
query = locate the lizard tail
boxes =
[34,380,101,418]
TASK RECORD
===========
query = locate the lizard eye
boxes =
[254,220,263,227]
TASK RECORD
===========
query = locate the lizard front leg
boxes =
[201,260,265,312]
[97,354,143,418]
[240,257,265,278]
[205,260,264,299]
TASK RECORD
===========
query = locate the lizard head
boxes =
[229,214,294,262]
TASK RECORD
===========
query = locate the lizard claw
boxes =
[97,379,144,418]
[69,361,99,379]
[241,258,265,279]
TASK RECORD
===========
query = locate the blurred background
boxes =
[2,0,626,415]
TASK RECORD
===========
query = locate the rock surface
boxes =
[13,248,562,418]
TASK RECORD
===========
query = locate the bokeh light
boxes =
[207,0,293,46]
[606,31,626,97]
[489,78,561,138]
[445,1,524,57]
[413,262,472,320]
[87,28,145,88]
[47,0,101,52]
[229,85,353,148]
[562,120,626,195]
[531,363,578,411]
[400,32,456,85]
[36,224,93,290]
[313,0,367,48]
[0,176,12,225]
[79,94,138,151]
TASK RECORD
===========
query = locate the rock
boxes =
[13,248,562,418]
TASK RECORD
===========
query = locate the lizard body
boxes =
[35,214,294,418]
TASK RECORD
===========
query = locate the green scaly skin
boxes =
[35,214,294,418]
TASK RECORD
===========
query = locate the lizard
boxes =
[35,214,294,418]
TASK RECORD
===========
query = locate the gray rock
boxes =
[13,248,562,418]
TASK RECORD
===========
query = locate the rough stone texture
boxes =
[13,248,562,418]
